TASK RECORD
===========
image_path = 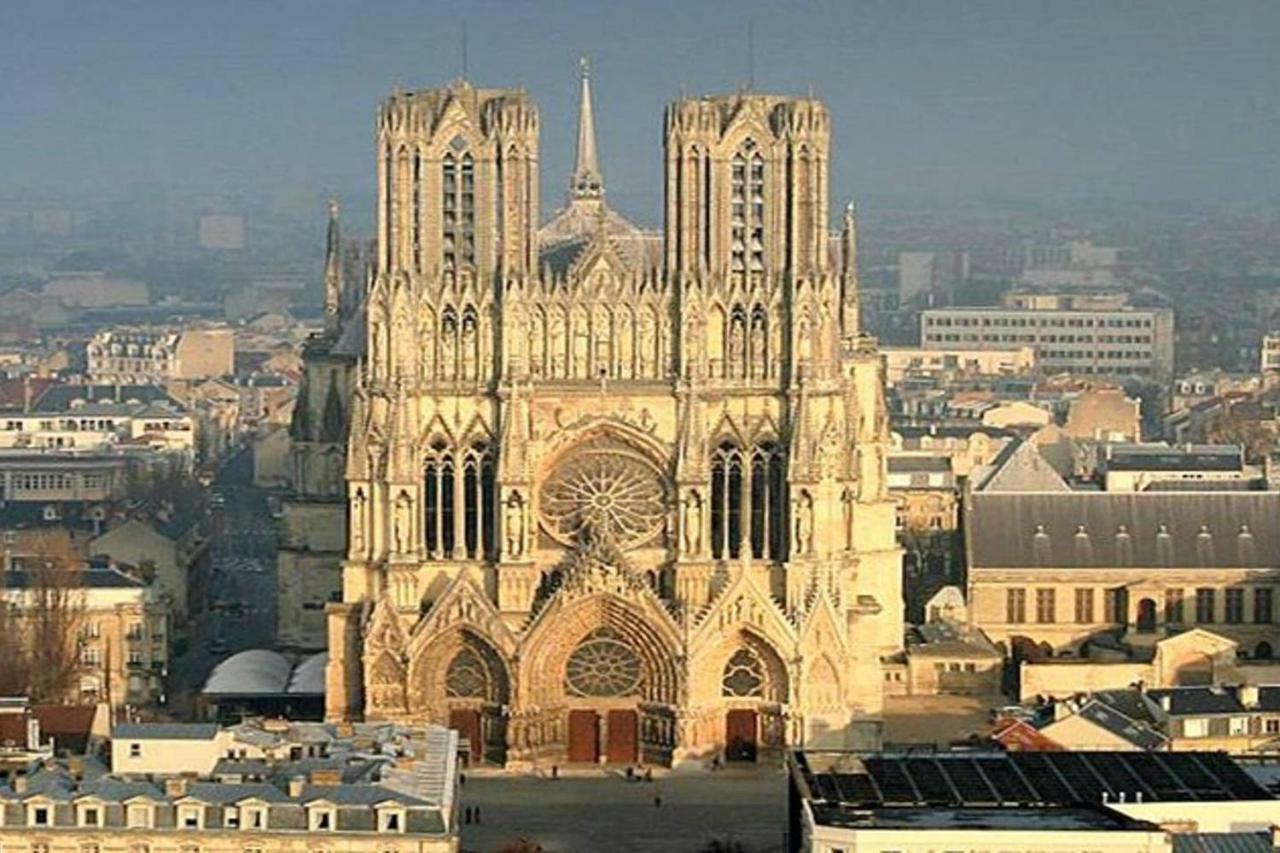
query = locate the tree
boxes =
[0,532,86,703]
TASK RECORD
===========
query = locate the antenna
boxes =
[747,21,756,89]
[461,20,469,79]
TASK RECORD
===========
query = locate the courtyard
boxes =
[457,767,788,853]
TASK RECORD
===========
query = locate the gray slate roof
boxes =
[1172,832,1273,853]
[112,723,219,741]
[967,492,1280,569]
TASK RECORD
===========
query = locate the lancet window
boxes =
[424,440,495,560]
[730,141,765,277]
[411,152,422,270]
[441,144,474,273]
[711,440,786,560]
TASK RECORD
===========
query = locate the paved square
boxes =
[458,769,787,852]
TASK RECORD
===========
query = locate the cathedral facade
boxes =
[320,64,903,767]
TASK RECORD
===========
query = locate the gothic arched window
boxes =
[722,647,765,698]
[461,442,495,560]
[411,151,422,270]
[445,646,490,698]
[711,441,743,559]
[565,628,643,698]
[423,441,454,559]
[441,153,457,272]
[460,153,476,267]
[713,440,786,561]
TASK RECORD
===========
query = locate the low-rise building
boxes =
[0,560,168,708]
[87,326,234,384]
[967,440,1280,662]
[3,721,458,851]
[789,749,1280,852]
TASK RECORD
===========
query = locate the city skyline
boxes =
[2,0,1279,223]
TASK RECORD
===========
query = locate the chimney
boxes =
[1241,685,1260,709]
[308,768,341,786]
[288,776,305,798]
[165,778,187,798]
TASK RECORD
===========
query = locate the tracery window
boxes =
[722,647,765,698]
[445,647,490,698]
[540,440,665,550]
[425,441,494,561]
[565,628,643,698]
[712,441,786,560]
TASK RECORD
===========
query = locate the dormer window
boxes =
[126,802,153,828]
[178,803,204,829]
[28,802,51,826]
[377,804,406,833]
[308,803,336,831]
[77,802,101,826]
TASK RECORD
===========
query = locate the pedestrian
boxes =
[551,764,559,780]
[459,772,466,787]
[474,805,482,824]
[625,765,634,781]
[464,806,472,824]
[644,767,653,783]
[653,794,662,808]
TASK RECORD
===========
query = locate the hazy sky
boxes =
[3,0,1278,221]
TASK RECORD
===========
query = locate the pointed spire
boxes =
[324,197,343,336]
[571,56,603,200]
[840,201,860,338]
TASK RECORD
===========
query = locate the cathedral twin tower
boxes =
[313,62,902,766]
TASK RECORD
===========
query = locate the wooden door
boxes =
[725,709,758,762]
[449,709,482,763]
[606,710,638,764]
[568,710,600,763]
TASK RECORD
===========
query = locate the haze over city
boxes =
[4,0,1279,217]
[4,3,1280,852]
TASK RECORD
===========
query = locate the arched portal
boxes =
[718,634,790,762]
[519,594,682,766]
[410,629,510,764]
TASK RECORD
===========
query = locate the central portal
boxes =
[568,710,600,762]
[606,709,638,763]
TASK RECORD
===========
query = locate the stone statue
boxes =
[794,491,813,556]
[839,489,849,548]
[350,489,366,553]
[393,491,412,554]
[682,490,703,555]
[750,316,766,379]
[461,316,478,380]
[504,493,525,558]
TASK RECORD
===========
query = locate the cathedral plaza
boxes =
[283,58,905,770]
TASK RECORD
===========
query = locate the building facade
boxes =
[319,67,903,767]
[920,293,1174,379]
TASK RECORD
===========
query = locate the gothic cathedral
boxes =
[314,63,903,767]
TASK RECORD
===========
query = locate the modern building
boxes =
[317,65,903,766]
[788,749,1280,852]
[920,293,1174,379]
[880,345,1036,386]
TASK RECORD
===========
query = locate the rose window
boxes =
[540,441,666,549]
[565,628,643,698]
